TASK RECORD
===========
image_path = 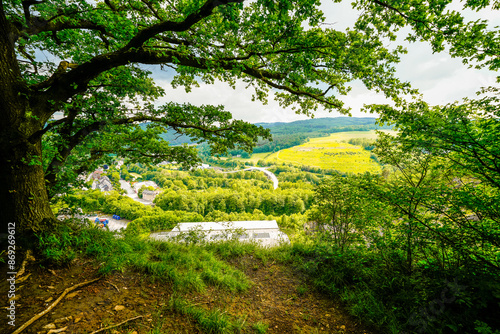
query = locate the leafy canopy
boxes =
[3,0,415,196]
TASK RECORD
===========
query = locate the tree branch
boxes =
[43,112,244,192]
[124,0,243,50]
[370,0,409,20]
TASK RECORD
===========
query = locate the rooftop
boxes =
[150,220,289,247]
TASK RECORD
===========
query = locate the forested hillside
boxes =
[256,117,389,135]
[142,117,391,155]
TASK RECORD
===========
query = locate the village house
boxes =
[142,189,161,201]
[90,170,103,180]
[92,176,113,192]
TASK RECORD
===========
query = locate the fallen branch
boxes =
[89,315,146,334]
[47,326,67,334]
[12,277,102,334]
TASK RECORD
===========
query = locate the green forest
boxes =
[1,0,499,333]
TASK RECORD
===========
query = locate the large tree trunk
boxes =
[1,3,56,238]
[0,128,56,237]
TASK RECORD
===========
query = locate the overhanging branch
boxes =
[124,0,243,50]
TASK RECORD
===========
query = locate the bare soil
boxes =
[1,255,377,334]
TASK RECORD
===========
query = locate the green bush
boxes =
[127,210,204,233]
[292,241,500,334]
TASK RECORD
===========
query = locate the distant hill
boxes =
[256,117,388,135]
[138,123,195,146]
[140,117,390,153]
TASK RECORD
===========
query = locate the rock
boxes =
[74,312,84,323]
[114,305,126,311]
[54,316,73,323]
[42,323,56,329]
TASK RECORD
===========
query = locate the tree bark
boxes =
[0,130,56,236]
[1,5,55,237]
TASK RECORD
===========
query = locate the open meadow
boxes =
[233,152,271,164]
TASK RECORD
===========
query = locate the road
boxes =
[73,180,153,232]
[119,180,153,205]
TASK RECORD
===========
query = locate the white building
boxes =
[142,189,160,201]
[150,220,290,247]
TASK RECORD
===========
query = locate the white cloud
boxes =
[151,1,500,123]
[156,79,318,123]
[396,41,498,105]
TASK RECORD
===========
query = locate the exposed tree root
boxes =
[12,277,102,334]
[16,273,31,284]
[89,315,146,334]
[16,250,34,278]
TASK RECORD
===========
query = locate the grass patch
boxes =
[169,295,266,333]
[169,295,234,333]
[252,321,269,333]
[204,240,296,267]
[37,222,250,292]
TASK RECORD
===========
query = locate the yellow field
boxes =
[325,129,396,141]
[264,130,393,174]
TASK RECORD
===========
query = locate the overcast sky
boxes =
[151,1,499,124]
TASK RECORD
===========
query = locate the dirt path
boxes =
[1,257,376,334]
